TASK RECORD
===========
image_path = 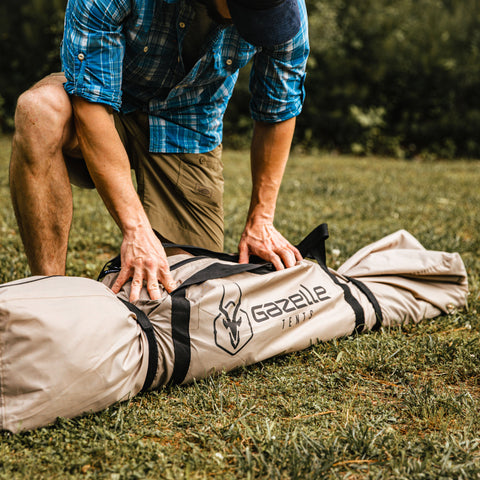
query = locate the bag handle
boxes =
[172,261,273,293]
[167,223,331,293]
[296,223,329,266]
[163,223,330,267]
[97,223,330,282]
[161,241,270,265]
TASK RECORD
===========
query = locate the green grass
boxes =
[1,135,479,479]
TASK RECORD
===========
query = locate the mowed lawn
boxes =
[0,134,479,479]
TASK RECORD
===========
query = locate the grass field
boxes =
[0,134,479,479]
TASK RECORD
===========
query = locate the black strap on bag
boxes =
[97,255,121,280]
[168,260,275,385]
[344,276,384,331]
[97,239,270,281]
[118,298,158,392]
[98,254,219,280]
[162,239,271,266]
[98,222,383,385]
[296,223,383,334]
[162,242,240,262]
[296,224,366,332]
[296,223,329,266]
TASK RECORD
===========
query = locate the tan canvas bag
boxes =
[0,276,149,432]
[0,224,468,432]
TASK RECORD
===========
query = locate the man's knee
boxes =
[10,82,77,184]
[13,75,75,155]
[15,84,71,135]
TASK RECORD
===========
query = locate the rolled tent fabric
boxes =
[0,276,149,432]
[0,226,469,432]
[336,229,469,325]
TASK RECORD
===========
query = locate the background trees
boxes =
[0,0,66,132]
[1,0,479,158]
[296,0,480,158]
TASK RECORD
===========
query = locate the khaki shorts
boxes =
[67,111,224,251]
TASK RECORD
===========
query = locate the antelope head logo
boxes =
[219,284,243,349]
[214,283,253,355]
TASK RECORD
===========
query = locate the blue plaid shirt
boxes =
[61,0,309,153]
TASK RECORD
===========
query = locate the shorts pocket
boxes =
[177,149,224,210]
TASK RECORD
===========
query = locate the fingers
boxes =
[268,245,301,270]
[111,267,131,295]
[112,255,177,302]
[111,264,147,303]
[292,246,303,263]
[268,252,286,271]
[156,269,177,294]
[129,264,144,303]
[278,245,303,268]
[129,258,177,302]
[238,242,250,265]
[277,247,297,269]
[238,223,302,271]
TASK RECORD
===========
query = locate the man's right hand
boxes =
[110,224,177,302]
[70,97,177,302]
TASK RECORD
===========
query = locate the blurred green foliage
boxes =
[0,0,66,131]
[296,0,480,158]
[1,0,479,158]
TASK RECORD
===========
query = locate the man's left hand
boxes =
[238,220,302,270]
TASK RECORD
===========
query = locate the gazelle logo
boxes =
[214,283,253,356]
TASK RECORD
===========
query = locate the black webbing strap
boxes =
[170,256,210,271]
[296,223,329,266]
[97,255,121,280]
[324,268,367,334]
[172,261,273,293]
[296,223,384,331]
[162,239,269,266]
[118,298,158,392]
[169,288,191,385]
[345,276,384,331]
[162,241,240,263]
[296,223,366,333]
[168,260,274,385]
[97,238,270,281]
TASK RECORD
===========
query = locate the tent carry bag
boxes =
[0,223,468,431]
[99,223,467,388]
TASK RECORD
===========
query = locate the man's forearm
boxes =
[238,117,301,270]
[71,96,148,234]
[247,117,296,224]
[71,96,176,299]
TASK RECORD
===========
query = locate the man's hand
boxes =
[111,224,177,302]
[240,118,300,270]
[238,219,302,270]
[70,97,177,302]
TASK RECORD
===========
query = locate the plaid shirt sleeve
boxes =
[61,0,131,110]
[249,0,309,123]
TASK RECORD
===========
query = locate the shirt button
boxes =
[226,58,233,66]
[143,46,148,53]
[179,22,186,28]
[78,53,85,61]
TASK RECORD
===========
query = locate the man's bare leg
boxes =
[9,74,79,275]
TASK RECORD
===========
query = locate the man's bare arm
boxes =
[238,117,302,269]
[71,96,176,301]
